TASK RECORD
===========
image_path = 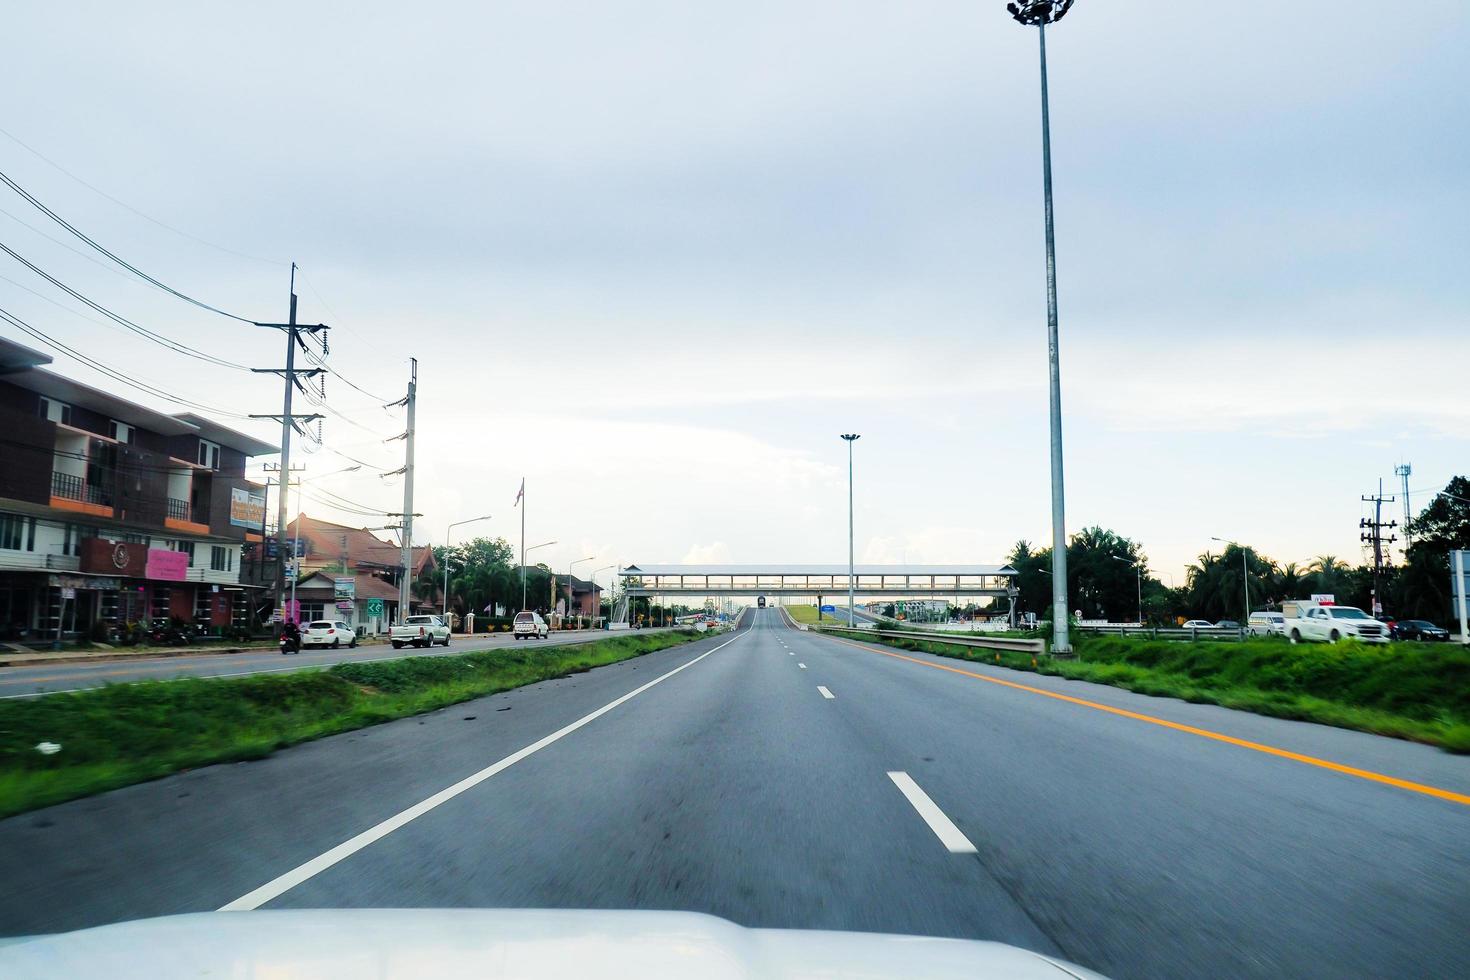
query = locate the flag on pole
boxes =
[514,478,524,507]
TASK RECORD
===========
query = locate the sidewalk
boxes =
[0,636,389,669]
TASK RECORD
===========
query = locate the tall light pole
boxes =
[1007,0,1077,654]
[443,515,493,618]
[840,434,860,627]
[567,555,596,624]
[523,540,557,610]
[1111,554,1142,625]
[1211,537,1251,624]
[590,564,615,627]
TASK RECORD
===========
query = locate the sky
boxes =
[0,0,1466,588]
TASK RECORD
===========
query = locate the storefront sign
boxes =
[80,538,147,577]
[333,577,356,602]
[145,548,189,582]
[229,487,266,528]
[47,573,121,590]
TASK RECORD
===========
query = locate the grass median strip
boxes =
[835,630,1470,753]
[0,630,706,819]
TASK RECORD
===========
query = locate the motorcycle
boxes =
[279,624,302,655]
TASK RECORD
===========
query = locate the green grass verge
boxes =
[834,630,1470,752]
[0,630,706,819]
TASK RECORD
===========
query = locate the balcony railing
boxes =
[167,497,192,522]
[51,471,112,507]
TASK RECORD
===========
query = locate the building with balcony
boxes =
[0,338,276,642]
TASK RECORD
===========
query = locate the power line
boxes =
[0,306,254,421]
[0,126,285,267]
[0,168,259,323]
[0,240,252,371]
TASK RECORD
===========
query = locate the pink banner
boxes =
[145,548,189,582]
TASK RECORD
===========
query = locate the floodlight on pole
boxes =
[840,434,860,627]
[522,540,557,610]
[1110,554,1142,625]
[442,514,492,618]
[1005,0,1079,653]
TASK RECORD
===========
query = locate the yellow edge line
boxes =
[821,633,1470,808]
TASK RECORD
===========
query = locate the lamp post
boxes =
[443,515,493,619]
[840,434,860,627]
[1111,554,1142,625]
[523,540,557,610]
[566,555,596,626]
[1211,537,1251,625]
[1007,0,1077,654]
[590,564,615,627]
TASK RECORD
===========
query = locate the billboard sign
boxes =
[145,548,189,582]
[1310,594,1336,605]
[229,487,266,528]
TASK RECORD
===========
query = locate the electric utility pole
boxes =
[250,264,326,623]
[387,359,418,625]
[1360,479,1398,618]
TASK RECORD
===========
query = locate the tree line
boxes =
[1007,476,1470,625]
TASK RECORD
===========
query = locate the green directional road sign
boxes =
[366,598,384,618]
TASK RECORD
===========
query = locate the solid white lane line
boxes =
[219,631,745,912]
[887,771,977,854]
[798,663,807,669]
[818,686,835,700]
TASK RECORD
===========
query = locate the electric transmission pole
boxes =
[1395,463,1412,550]
[388,359,418,625]
[250,263,327,624]
[1360,479,1398,618]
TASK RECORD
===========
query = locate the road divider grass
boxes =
[0,630,706,819]
[836,630,1470,752]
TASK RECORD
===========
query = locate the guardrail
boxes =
[816,624,1046,656]
[1076,624,1251,642]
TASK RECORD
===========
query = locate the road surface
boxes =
[1,608,1466,978]
[0,629,668,699]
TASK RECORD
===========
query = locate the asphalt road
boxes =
[0,628,666,699]
[2,608,1467,978]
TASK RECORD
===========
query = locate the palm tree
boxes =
[1307,555,1347,597]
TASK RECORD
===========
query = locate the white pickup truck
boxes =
[1282,601,1388,645]
[390,614,451,649]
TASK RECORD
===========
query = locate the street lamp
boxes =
[443,514,493,618]
[840,434,860,627]
[1211,537,1251,624]
[522,540,557,610]
[1006,0,1078,654]
[590,564,616,627]
[1110,554,1142,625]
[567,555,597,625]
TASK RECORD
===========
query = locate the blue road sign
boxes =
[820,604,836,613]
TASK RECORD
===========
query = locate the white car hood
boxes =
[0,908,1106,979]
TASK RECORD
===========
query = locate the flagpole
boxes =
[519,478,526,610]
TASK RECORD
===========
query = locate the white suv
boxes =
[302,620,358,649]
[1283,601,1388,644]
[513,611,549,640]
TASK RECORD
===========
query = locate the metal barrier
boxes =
[1076,624,1249,642]
[817,624,1046,656]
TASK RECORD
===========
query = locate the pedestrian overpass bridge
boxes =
[618,564,1017,602]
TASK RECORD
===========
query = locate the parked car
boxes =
[1282,600,1388,644]
[1387,619,1450,642]
[1247,611,1286,637]
[1215,620,1241,630]
[390,614,451,649]
[302,620,357,649]
[513,610,549,640]
[1181,620,1215,629]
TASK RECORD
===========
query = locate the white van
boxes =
[1247,611,1285,637]
[513,610,549,640]
[1282,601,1388,645]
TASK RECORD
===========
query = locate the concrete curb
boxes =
[0,639,392,669]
